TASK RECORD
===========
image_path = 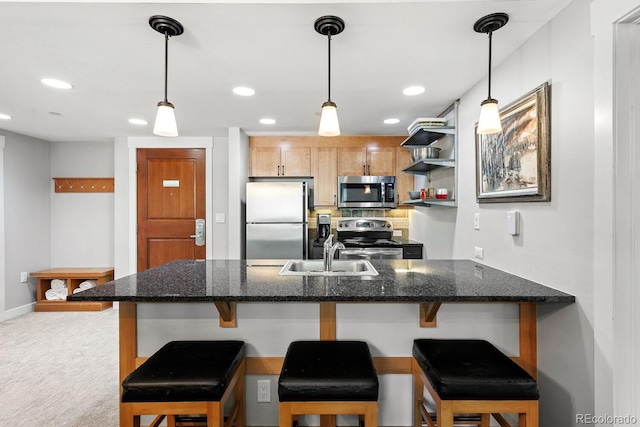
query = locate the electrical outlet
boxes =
[474,213,480,230]
[257,379,271,402]
[392,230,402,237]
[20,272,28,283]
[474,247,484,260]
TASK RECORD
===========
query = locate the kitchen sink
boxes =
[278,260,379,276]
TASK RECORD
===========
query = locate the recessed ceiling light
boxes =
[233,87,255,96]
[41,78,73,90]
[384,118,400,125]
[129,118,148,126]
[0,113,12,120]
[259,118,276,125]
[403,86,425,96]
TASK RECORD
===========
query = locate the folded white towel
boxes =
[79,280,97,290]
[51,279,67,291]
[72,287,82,294]
[45,287,67,300]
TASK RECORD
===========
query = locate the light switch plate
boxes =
[474,213,480,230]
[215,213,226,224]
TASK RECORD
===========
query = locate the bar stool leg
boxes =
[235,375,245,427]
[320,414,336,427]
[279,402,293,427]
[206,402,223,427]
[437,402,455,427]
[166,415,177,427]
[480,413,491,427]
[363,403,378,427]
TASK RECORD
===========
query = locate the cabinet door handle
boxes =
[277,165,280,176]
[363,165,366,175]
[367,165,371,175]
[282,165,285,175]
[334,194,337,205]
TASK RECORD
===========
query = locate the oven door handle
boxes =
[339,248,403,257]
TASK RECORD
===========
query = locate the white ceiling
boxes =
[0,0,573,142]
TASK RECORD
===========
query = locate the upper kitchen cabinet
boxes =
[395,147,414,206]
[337,146,395,176]
[400,100,459,207]
[250,146,311,177]
[311,147,338,206]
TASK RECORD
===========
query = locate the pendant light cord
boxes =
[487,30,493,99]
[327,33,332,102]
[163,32,169,103]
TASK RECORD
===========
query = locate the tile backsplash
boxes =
[309,208,409,238]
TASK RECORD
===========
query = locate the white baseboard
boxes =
[0,302,35,322]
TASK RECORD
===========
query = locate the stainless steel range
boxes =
[335,218,422,260]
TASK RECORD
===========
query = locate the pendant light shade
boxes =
[149,15,184,137]
[315,16,345,137]
[319,101,340,136]
[153,101,178,137]
[477,98,501,135]
[474,13,508,135]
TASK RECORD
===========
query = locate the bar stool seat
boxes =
[412,339,539,427]
[121,340,246,427]
[278,340,379,426]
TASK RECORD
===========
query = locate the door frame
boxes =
[124,137,213,275]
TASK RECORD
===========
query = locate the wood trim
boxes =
[241,356,413,375]
[420,302,442,327]
[119,303,137,385]
[372,356,412,374]
[517,302,538,378]
[319,302,336,340]
[246,357,284,375]
[53,177,114,193]
[214,302,237,327]
[250,135,405,149]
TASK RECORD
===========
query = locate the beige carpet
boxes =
[0,309,119,426]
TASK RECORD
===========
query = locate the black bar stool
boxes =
[412,339,539,427]
[278,340,379,427]
[121,340,246,427]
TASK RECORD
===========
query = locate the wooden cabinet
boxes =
[396,147,414,205]
[30,268,114,312]
[337,146,395,176]
[250,146,311,177]
[311,147,338,206]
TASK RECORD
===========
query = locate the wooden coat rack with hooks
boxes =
[53,178,114,193]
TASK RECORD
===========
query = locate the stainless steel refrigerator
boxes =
[245,181,308,260]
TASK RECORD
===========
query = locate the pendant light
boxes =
[149,15,184,137]
[474,13,509,135]
[315,16,345,137]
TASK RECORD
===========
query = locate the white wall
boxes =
[1,130,51,317]
[50,141,114,267]
[591,0,640,422]
[411,1,595,424]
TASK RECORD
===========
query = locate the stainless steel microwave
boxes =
[337,176,397,209]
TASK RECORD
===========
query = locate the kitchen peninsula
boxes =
[68,259,574,423]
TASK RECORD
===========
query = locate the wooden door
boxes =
[250,147,281,177]
[312,147,338,206]
[367,147,396,176]
[337,147,366,176]
[281,147,311,176]
[137,148,206,272]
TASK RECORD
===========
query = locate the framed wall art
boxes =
[475,82,551,203]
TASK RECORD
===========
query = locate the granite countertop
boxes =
[67,259,575,304]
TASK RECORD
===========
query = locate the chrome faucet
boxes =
[323,234,345,272]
